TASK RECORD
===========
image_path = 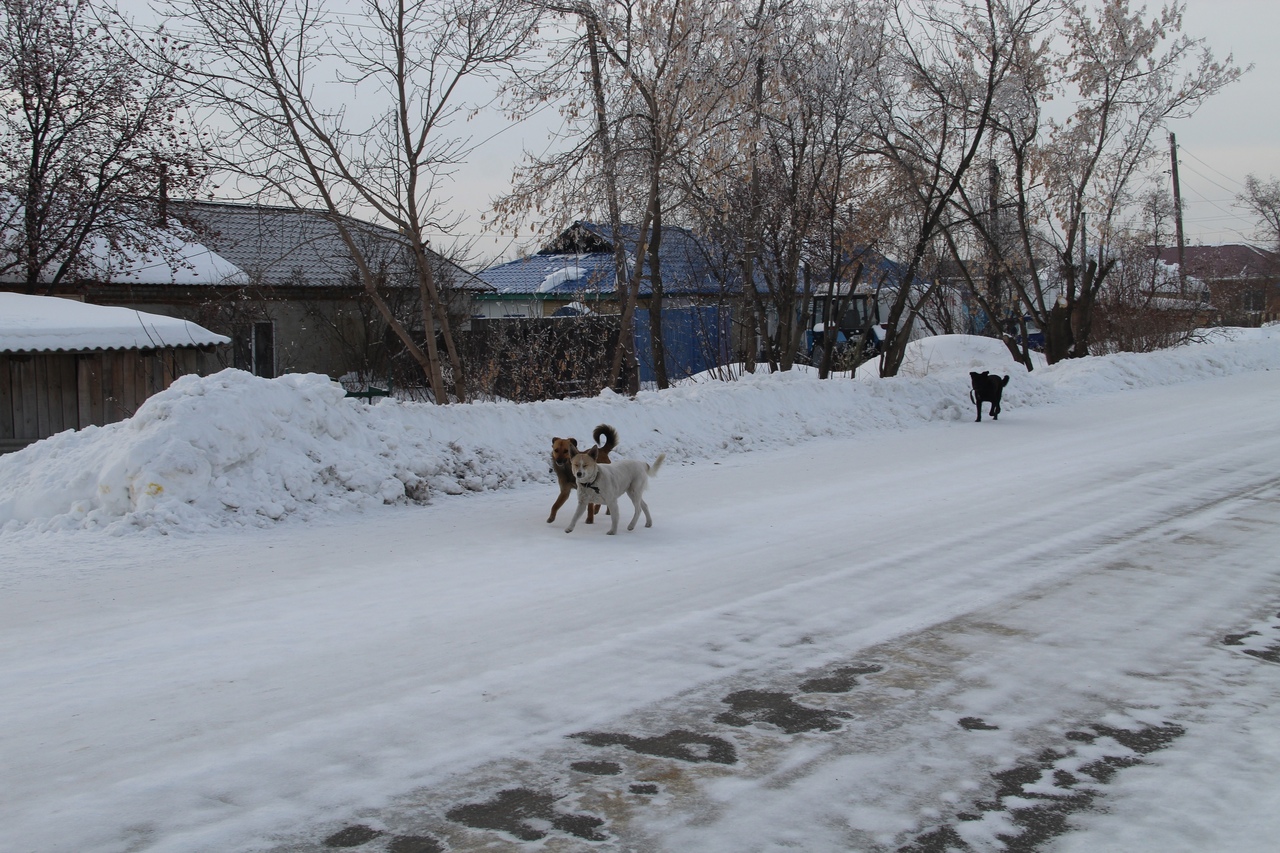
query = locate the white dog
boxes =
[565,452,665,535]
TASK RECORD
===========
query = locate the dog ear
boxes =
[570,438,579,450]
[587,446,599,459]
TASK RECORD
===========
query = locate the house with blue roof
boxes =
[476,221,747,382]
[475,220,740,319]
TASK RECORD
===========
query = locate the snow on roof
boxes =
[87,230,249,286]
[538,262,589,293]
[0,292,230,353]
[477,221,737,297]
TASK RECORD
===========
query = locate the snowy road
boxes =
[4,368,1280,852]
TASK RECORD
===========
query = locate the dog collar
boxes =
[580,474,601,494]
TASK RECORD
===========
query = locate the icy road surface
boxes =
[3,370,1280,852]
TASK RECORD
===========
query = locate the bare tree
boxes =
[1090,189,1207,354]
[729,2,885,374]
[867,0,1056,378]
[955,0,1240,366]
[494,4,650,393]
[165,0,539,402]
[1239,174,1280,254]
[499,0,745,391]
[611,0,740,389]
[0,0,207,293]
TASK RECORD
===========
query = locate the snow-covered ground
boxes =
[3,332,1280,853]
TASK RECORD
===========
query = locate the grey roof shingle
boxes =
[170,200,489,291]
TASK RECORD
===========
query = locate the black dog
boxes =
[970,371,1010,422]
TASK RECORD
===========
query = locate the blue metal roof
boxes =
[810,246,925,293]
[478,221,741,298]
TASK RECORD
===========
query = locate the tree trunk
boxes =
[584,18,639,395]
[412,247,466,402]
[646,178,670,389]
[1043,302,1074,364]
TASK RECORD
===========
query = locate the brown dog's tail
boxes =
[593,424,618,455]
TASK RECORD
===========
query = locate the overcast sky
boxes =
[121,0,1280,265]
[1164,0,1280,247]
[455,0,1280,264]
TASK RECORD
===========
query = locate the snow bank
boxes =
[2,330,1278,535]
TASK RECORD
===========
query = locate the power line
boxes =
[1168,143,1260,243]
[1179,147,1250,190]
[1179,161,1244,198]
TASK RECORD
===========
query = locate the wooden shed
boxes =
[0,293,229,453]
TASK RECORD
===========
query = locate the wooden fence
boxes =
[0,348,215,453]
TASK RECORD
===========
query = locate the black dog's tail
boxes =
[593,424,618,454]
[969,389,977,404]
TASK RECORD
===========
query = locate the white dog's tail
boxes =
[649,453,666,476]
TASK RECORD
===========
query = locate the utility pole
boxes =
[1169,132,1187,290]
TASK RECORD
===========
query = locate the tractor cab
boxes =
[805,288,882,366]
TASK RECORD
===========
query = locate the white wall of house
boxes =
[472,299,539,319]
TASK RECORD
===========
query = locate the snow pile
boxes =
[2,329,1278,535]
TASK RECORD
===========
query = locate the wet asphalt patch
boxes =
[797,663,885,693]
[899,721,1187,853]
[322,825,442,852]
[322,825,383,848]
[1223,609,1280,663]
[445,788,607,842]
[715,689,851,733]
[281,600,1268,853]
[568,760,622,776]
[384,837,445,853]
[958,716,999,731]
[569,729,737,765]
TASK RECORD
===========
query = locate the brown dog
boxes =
[548,424,618,523]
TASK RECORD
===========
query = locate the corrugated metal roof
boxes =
[478,221,739,297]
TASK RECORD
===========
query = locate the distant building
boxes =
[476,221,746,381]
[475,220,739,318]
[1157,244,1280,325]
[2,200,491,380]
